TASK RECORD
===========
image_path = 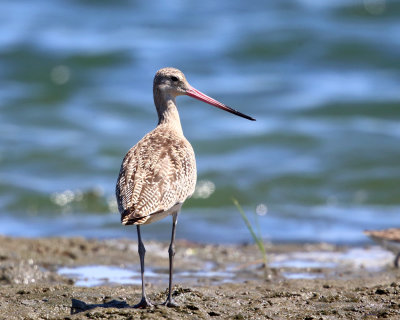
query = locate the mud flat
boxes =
[0,235,399,319]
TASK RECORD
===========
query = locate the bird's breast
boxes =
[116,126,197,224]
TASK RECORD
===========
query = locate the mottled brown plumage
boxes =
[115,67,254,308]
[116,125,196,225]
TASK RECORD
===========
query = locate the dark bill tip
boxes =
[186,87,256,121]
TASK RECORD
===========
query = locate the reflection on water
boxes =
[1,0,400,244]
[57,246,394,286]
[58,264,235,287]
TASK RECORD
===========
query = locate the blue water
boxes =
[1,0,400,244]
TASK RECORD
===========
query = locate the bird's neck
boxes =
[154,89,183,135]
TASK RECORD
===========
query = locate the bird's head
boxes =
[153,67,255,121]
[153,67,189,97]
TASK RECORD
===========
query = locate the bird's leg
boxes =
[134,225,153,308]
[395,252,400,268]
[163,212,179,307]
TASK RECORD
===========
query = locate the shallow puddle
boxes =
[58,265,236,287]
[281,272,325,279]
[58,246,394,286]
[271,246,393,271]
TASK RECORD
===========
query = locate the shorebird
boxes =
[116,67,255,308]
[364,228,400,268]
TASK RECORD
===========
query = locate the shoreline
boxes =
[0,235,399,319]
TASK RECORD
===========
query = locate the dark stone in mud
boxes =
[375,288,389,295]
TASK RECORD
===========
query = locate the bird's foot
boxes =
[133,297,153,309]
[162,297,179,308]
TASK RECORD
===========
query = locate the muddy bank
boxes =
[0,236,399,319]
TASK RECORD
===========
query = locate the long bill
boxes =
[186,86,256,121]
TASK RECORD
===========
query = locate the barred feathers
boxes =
[116,125,196,225]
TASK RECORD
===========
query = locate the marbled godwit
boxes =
[116,67,255,308]
[364,228,400,268]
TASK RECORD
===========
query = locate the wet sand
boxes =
[0,235,399,319]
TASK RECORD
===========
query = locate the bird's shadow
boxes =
[71,298,131,314]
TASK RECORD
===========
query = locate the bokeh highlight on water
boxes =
[1,0,399,244]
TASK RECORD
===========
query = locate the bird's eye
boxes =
[170,76,179,82]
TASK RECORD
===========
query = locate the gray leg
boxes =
[134,225,153,308]
[395,252,400,268]
[163,212,179,307]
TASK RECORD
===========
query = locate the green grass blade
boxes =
[232,198,267,265]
